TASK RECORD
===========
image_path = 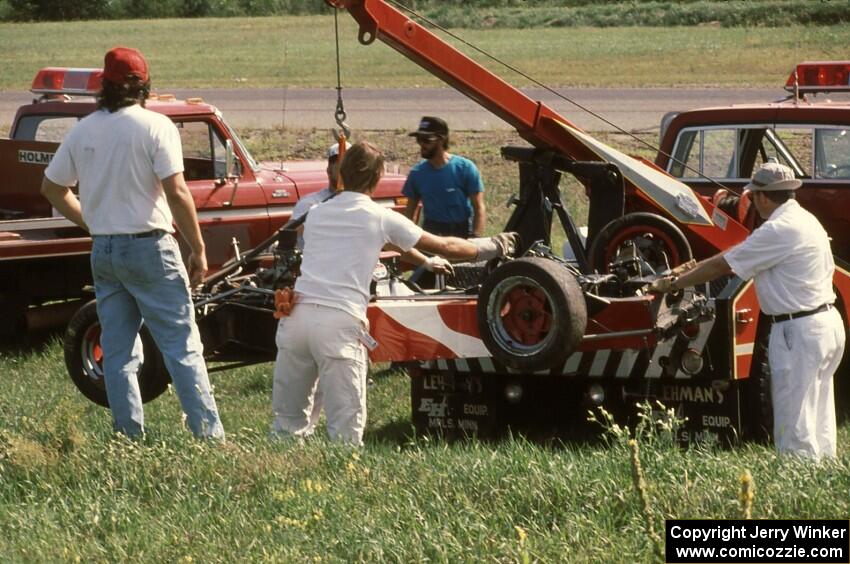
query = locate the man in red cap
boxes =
[41,47,224,439]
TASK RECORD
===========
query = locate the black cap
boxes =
[409,116,448,138]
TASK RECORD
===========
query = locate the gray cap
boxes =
[327,140,349,160]
[744,162,802,192]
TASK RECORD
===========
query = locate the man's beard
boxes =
[420,145,438,159]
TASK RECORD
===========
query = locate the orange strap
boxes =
[274,287,296,318]
[336,132,346,189]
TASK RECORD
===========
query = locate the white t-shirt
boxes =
[296,191,423,320]
[44,105,183,235]
[292,186,333,249]
[725,199,836,315]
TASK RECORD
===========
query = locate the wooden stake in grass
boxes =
[629,439,664,562]
[738,469,755,519]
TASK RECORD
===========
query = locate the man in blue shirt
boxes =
[402,116,486,238]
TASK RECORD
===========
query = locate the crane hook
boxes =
[333,7,351,139]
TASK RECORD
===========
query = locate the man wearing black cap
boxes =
[403,116,486,238]
[41,47,224,440]
[652,163,845,459]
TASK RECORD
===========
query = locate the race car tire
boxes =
[588,212,693,274]
[478,257,587,371]
[831,291,850,421]
[743,320,773,443]
[64,300,170,408]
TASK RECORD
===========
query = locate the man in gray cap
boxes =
[652,162,845,459]
[292,141,347,250]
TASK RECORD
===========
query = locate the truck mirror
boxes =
[225,139,237,179]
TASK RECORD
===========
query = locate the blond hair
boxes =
[340,141,384,194]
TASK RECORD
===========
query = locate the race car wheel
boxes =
[588,212,693,275]
[478,257,587,371]
[744,321,773,443]
[64,300,170,408]
[831,291,850,421]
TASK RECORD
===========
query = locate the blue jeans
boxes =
[91,231,224,439]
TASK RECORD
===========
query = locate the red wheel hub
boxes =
[84,325,103,364]
[499,285,552,345]
[603,225,681,272]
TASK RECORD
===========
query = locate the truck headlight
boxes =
[586,384,605,406]
[680,348,704,375]
[504,384,523,404]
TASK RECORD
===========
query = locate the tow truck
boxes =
[0,66,406,337]
[327,0,850,443]
[65,1,850,445]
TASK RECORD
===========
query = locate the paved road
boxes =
[0,86,785,133]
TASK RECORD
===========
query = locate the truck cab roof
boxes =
[11,67,221,141]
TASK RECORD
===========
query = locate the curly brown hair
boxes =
[96,78,150,113]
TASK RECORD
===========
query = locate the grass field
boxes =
[2,335,848,561]
[1,16,850,90]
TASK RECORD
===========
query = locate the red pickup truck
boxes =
[655,61,850,260]
[0,67,406,337]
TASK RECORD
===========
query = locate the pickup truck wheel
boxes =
[64,300,170,408]
[478,257,587,371]
[588,212,693,275]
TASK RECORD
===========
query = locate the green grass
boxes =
[1,16,850,90]
[1,337,849,561]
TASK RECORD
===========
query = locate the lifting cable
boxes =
[333,6,351,168]
[385,0,726,191]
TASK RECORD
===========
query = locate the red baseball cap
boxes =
[103,46,149,84]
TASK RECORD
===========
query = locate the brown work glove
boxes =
[471,232,520,261]
[671,259,697,276]
[649,275,676,294]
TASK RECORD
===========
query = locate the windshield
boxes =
[216,111,259,172]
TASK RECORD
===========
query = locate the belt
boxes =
[128,230,162,239]
[93,229,164,239]
[770,303,832,323]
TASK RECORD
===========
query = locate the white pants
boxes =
[769,308,845,460]
[272,303,369,445]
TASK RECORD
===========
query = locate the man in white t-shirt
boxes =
[40,47,224,439]
[652,163,845,459]
[272,141,517,445]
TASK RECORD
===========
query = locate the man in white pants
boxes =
[272,141,517,445]
[282,141,347,435]
[652,163,845,459]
